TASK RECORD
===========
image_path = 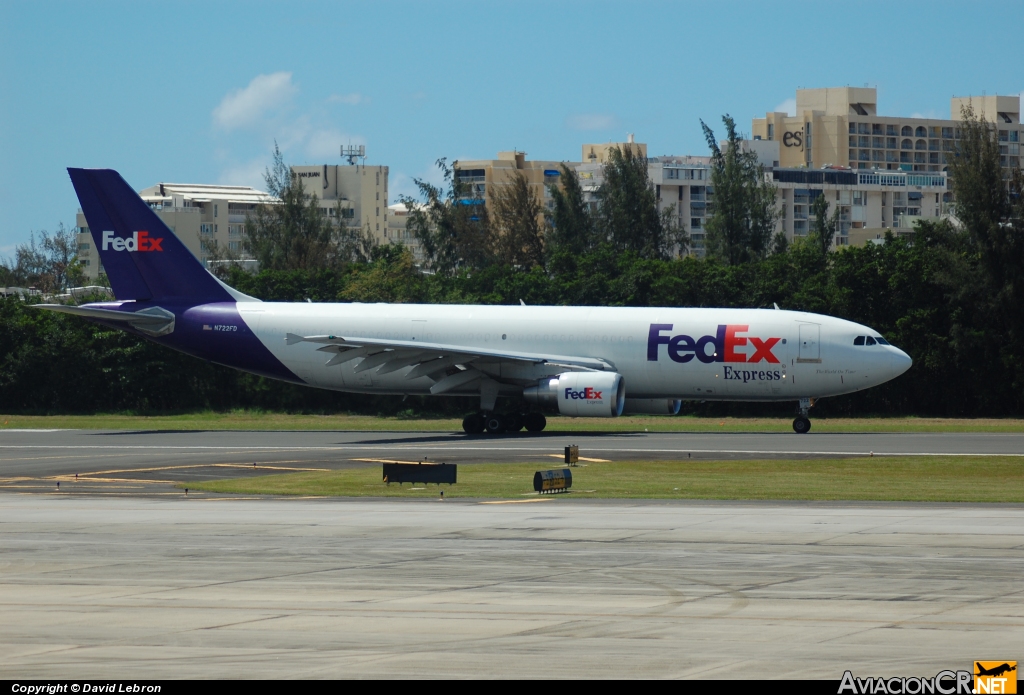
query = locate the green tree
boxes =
[947,103,1024,309]
[489,170,544,268]
[1,223,84,292]
[546,164,595,256]
[401,158,491,274]
[701,114,779,264]
[595,146,686,259]
[342,244,426,303]
[809,192,839,259]
[243,143,371,271]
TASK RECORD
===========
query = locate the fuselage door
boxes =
[798,324,821,363]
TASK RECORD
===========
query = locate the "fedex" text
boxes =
[564,387,603,400]
[647,324,781,364]
[102,230,164,252]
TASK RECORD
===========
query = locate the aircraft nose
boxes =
[890,348,912,378]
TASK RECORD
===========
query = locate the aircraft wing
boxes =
[285,333,615,394]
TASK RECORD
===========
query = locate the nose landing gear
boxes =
[792,397,815,434]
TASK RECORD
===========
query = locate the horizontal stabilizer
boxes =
[34,304,176,337]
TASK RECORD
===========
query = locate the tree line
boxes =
[0,108,1021,417]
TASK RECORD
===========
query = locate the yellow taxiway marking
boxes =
[353,458,431,465]
[67,462,328,477]
[478,498,554,505]
[547,454,608,462]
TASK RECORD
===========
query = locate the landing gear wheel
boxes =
[504,412,524,433]
[484,413,506,434]
[462,413,485,434]
[523,412,547,433]
[793,416,811,434]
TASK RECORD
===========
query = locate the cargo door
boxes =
[798,324,820,363]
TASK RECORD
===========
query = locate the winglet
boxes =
[285,333,305,345]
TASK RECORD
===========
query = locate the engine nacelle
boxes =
[523,372,625,417]
[622,398,682,415]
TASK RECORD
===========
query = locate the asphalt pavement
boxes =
[1,428,1022,496]
[1,495,1020,679]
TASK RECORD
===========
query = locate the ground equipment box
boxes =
[383,462,456,485]
[534,468,573,494]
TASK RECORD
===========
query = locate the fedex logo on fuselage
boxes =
[564,387,603,400]
[647,324,781,364]
[101,230,164,252]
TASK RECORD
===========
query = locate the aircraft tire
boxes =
[484,413,506,434]
[792,416,811,434]
[462,413,485,434]
[523,412,547,433]
[504,412,524,433]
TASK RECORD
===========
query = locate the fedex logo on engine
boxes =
[564,387,603,400]
[101,230,164,252]
[647,324,781,364]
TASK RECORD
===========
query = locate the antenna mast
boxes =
[340,144,366,166]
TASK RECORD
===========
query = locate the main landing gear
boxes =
[792,397,815,434]
[462,412,546,434]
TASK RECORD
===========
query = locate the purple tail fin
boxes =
[69,168,234,303]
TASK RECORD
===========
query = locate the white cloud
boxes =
[328,92,368,105]
[566,113,618,131]
[213,72,298,131]
[218,159,270,190]
[910,110,940,120]
[305,129,364,160]
[774,98,796,116]
[390,164,446,203]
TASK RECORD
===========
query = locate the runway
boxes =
[1,495,1020,679]
[2,429,1024,495]
[2,428,1023,495]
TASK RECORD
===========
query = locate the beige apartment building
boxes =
[453,151,568,217]
[770,167,949,247]
[290,163,389,244]
[753,87,1021,174]
[75,182,271,281]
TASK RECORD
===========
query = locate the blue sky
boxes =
[1,0,1022,255]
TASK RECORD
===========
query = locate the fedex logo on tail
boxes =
[647,324,781,364]
[101,230,164,252]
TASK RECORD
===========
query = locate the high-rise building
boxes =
[753,87,1021,175]
[290,163,389,244]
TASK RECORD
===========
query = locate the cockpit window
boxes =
[854,336,865,345]
[865,336,877,345]
[875,336,889,345]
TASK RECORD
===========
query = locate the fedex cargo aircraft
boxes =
[40,169,912,434]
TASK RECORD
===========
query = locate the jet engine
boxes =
[622,398,682,415]
[523,372,625,417]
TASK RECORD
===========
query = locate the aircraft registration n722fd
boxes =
[41,169,912,434]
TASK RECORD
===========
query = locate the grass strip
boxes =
[4,412,1024,433]
[184,456,1024,503]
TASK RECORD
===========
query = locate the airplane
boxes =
[38,168,912,434]
[976,663,1016,678]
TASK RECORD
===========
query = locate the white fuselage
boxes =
[237,303,911,402]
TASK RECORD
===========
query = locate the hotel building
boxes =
[753,87,1020,175]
